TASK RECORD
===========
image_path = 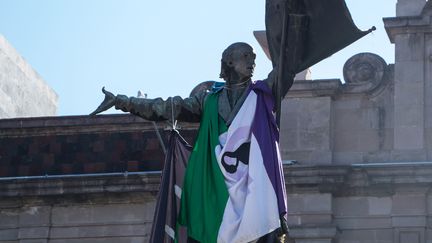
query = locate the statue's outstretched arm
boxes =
[90,87,116,115]
[91,88,206,123]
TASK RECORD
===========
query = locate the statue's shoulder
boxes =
[189,81,224,97]
[211,81,225,94]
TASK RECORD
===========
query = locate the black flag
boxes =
[262,0,374,125]
[265,0,374,73]
[149,130,191,243]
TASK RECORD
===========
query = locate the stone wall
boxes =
[0,173,159,243]
[285,162,432,243]
[0,35,58,118]
[278,1,432,242]
[0,114,198,177]
[279,53,395,165]
[0,114,198,242]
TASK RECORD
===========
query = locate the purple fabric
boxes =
[149,130,191,243]
[250,81,287,216]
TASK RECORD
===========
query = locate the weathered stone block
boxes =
[280,96,331,164]
[0,228,18,241]
[394,228,425,243]
[299,214,332,225]
[298,127,330,151]
[51,203,155,226]
[394,66,424,96]
[368,197,392,215]
[334,129,381,152]
[332,97,362,110]
[395,33,425,61]
[280,128,298,150]
[19,206,50,227]
[333,152,364,164]
[18,227,49,239]
[338,229,393,243]
[281,111,298,129]
[295,240,331,243]
[334,197,369,216]
[335,216,391,230]
[49,237,147,243]
[334,107,380,131]
[392,216,426,227]
[391,149,427,161]
[363,150,393,163]
[394,103,423,127]
[19,240,47,243]
[289,227,336,241]
[0,210,18,228]
[49,224,150,239]
[394,126,424,150]
[392,194,426,215]
[288,194,332,213]
[282,150,332,165]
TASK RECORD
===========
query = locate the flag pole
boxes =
[275,0,290,127]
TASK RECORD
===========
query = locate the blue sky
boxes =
[0,0,395,116]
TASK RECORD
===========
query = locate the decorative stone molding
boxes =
[286,79,341,98]
[0,172,161,197]
[342,53,388,94]
[0,114,198,137]
[285,52,392,98]
[341,52,394,98]
[284,162,432,196]
[384,2,432,43]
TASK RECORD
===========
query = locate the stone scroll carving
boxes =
[342,52,389,95]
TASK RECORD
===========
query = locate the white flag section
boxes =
[215,91,280,243]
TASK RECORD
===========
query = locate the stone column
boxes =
[384,2,432,161]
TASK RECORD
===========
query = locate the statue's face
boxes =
[228,45,256,82]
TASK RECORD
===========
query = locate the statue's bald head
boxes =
[219,42,255,82]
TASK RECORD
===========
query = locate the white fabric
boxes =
[215,91,280,243]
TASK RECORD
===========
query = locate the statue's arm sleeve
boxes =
[264,65,296,100]
[114,92,206,122]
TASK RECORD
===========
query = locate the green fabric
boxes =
[178,92,229,243]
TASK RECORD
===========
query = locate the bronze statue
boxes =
[91,42,292,243]
[90,42,293,124]
[91,1,373,242]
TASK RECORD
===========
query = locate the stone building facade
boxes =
[277,1,432,242]
[0,35,58,118]
[1,0,432,242]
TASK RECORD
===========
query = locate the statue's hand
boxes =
[90,87,116,115]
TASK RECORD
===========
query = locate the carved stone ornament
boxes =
[342,53,392,95]
[343,52,386,84]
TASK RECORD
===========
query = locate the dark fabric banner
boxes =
[265,0,373,73]
[149,130,191,243]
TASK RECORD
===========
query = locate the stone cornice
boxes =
[286,79,342,98]
[0,172,161,197]
[0,114,199,137]
[384,15,432,43]
[285,162,432,196]
[2,162,432,198]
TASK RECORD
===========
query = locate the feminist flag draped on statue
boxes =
[178,81,287,243]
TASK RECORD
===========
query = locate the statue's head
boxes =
[219,42,256,83]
